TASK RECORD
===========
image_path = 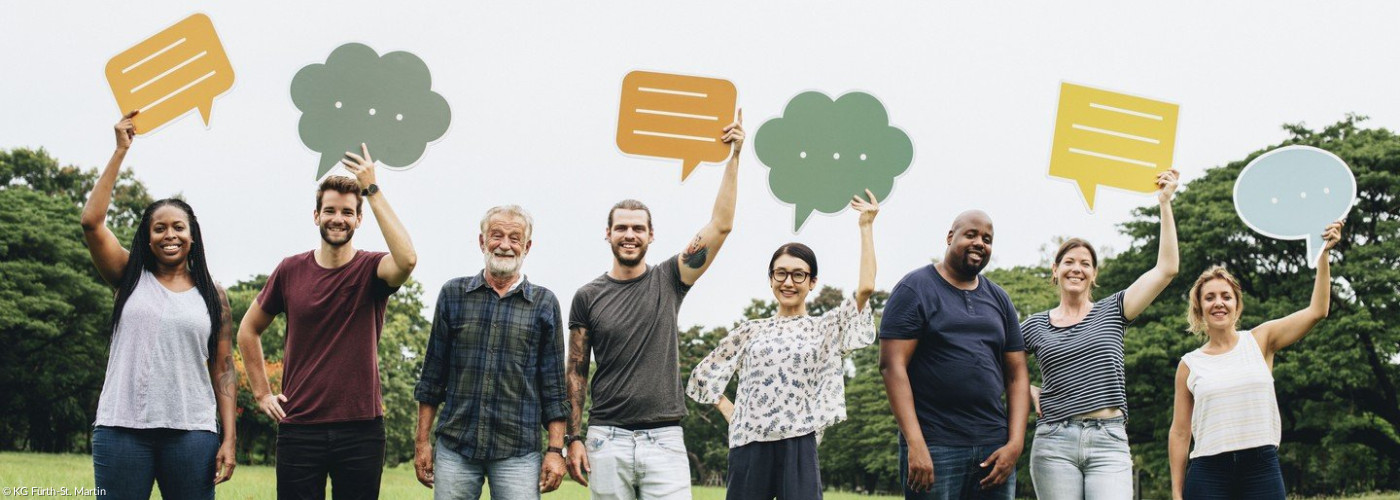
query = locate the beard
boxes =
[319,223,354,247]
[611,239,648,268]
[950,249,989,276]
[484,250,524,277]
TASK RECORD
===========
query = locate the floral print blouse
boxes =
[686,296,876,448]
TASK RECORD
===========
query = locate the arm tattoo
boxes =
[567,327,591,435]
[681,235,709,269]
[219,354,237,398]
[216,286,236,399]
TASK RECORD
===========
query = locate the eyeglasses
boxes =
[770,270,810,284]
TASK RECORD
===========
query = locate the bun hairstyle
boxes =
[1185,265,1244,334]
[769,243,818,279]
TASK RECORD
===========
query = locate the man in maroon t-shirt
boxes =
[237,144,418,499]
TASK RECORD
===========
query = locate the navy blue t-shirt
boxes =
[879,264,1025,447]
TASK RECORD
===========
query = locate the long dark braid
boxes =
[109,198,223,359]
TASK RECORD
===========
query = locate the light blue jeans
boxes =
[585,425,691,500]
[1029,416,1133,500]
[433,439,541,500]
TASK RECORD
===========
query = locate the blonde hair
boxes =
[1185,265,1244,334]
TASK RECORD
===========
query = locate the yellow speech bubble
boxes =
[616,71,737,180]
[105,14,235,134]
[1048,82,1179,212]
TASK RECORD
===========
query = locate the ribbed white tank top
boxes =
[1182,330,1281,459]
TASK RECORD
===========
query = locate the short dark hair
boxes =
[316,176,363,213]
[769,242,818,279]
[607,199,652,231]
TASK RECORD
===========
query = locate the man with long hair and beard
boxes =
[412,205,570,500]
[238,144,418,499]
[879,210,1031,500]
[565,111,745,499]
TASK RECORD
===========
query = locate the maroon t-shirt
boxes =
[256,250,398,424]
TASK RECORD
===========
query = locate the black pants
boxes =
[1183,445,1286,500]
[277,417,386,500]
[726,433,822,500]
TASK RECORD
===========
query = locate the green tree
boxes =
[1100,116,1400,495]
[0,148,150,452]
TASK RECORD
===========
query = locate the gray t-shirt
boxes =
[569,255,691,427]
[95,270,217,432]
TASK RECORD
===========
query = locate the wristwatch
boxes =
[564,434,582,446]
[546,446,565,456]
[361,183,379,197]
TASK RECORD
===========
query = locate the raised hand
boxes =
[114,110,138,150]
[1157,168,1181,203]
[1321,220,1344,252]
[340,143,378,188]
[852,189,880,226]
[721,109,745,154]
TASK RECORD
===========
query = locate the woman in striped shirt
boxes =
[1168,221,1344,500]
[1021,169,1180,500]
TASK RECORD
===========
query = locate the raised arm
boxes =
[80,111,138,285]
[1169,361,1195,500]
[677,110,744,286]
[341,143,417,287]
[211,286,237,484]
[880,339,933,492]
[237,301,285,421]
[852,190,879,310]
[1123,169,1180,320]
[565,325,592,486]
[1258,221,1343,356]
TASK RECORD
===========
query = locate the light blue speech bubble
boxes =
[1233,145,1355,267]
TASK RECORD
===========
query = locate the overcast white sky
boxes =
[4,1,1398,329]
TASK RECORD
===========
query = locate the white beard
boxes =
[484,251,523,277]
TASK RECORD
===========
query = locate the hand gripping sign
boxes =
[1048,83,1180,213]
[105,14,235,134]
[616,71,738,181]
[754,91,913,232]
[1233,145,1356,268]
[292,43,452,180]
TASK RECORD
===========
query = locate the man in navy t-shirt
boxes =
[879,210,1030,500]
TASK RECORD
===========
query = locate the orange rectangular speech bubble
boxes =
[105,13,235,135]
[616,71,737,180]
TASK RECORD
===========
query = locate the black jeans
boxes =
[726,433,822,500]
[1183,445,1285,500]
[277,417,386,500]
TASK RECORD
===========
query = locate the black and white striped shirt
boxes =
[1021,291,1131,424]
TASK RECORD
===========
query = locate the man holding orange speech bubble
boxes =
[566,111,745,500]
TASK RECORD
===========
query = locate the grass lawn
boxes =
[3,452,1396,499]
[0,452,896,499]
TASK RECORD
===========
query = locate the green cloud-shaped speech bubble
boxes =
[292,43,451,180]
[754,91,913,232]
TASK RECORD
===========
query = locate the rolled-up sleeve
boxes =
[414,284,454,405]
[538,292,571,424]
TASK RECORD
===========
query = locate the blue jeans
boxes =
[1183,445,1285,500]
[899,442,1016,500]
[432,439,541,500]
[92,426,219,500]
[585,425,691,500]
[1029,417,1133,500]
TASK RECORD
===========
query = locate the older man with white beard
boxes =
[413,205,570,500]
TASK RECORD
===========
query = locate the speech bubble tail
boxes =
[1077,179,1099,213]
[680,160,700,181]
[793,207,815,233]
[1304,232,1325,269]
[198,103,213,126]
[316,154,339,180]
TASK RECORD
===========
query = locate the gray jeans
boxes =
[585,425,692,500]
[1029,416,1133,500]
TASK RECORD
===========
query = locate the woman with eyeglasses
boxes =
[687,190,880,500]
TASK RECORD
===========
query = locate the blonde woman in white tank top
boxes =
[1167,221,1344,500]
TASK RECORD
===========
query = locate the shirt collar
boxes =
[466,271,533,302]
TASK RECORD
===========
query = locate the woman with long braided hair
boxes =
[79,111,237,499]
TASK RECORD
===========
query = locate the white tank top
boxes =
[94,270,217,432]
[1182,330,1280,458]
